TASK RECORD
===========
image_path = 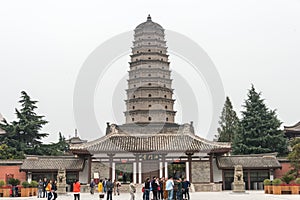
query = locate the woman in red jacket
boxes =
[73,180,80,200]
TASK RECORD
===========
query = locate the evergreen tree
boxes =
[232,85,288,155]
[215,96,239,142]
[288,138,300,177]
[0,91,48,157]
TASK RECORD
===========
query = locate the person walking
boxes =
[166,176,174,200]
[129,181,136,200]
[182,178,190,200]
[46,180,52,200]
[106,179,114,200]
[73,180,81,200]
[90,179,95,194]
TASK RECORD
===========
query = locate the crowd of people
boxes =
[142,176,190,200]
[88,176,190,200]
[37,178,57,200]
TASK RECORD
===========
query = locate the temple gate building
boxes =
[70,15,231,190]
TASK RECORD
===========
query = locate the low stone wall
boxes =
[193,183,222,192]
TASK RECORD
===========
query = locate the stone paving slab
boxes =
[1,191,299,200]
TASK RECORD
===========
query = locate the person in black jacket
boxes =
[151,176,158,200]
[144,177,150,200]
[182,178,190,200]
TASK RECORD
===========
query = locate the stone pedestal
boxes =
[57,168,67,194]
[232,165,245,193]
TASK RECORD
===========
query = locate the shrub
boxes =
[30,180,38,188]
[272,178,282,186]
[295,178,300,184]
[22,181,30,188]
[263,179,271,186]
[8,178,20,186]
[281,173,295,184]
[0,180,5,187]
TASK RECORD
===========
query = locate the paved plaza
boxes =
[1,191,299,200]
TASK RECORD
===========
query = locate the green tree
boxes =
[0,91,48,157]
[215,96,239,142]
[288,138,300,177]
[232,85,288,155]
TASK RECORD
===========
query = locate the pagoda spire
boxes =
[147,14,152,21]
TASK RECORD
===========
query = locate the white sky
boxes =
[0,0,300,143]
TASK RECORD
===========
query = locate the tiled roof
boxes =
[20,156,85,171]
[70,123,231,154]
[217,154,281,169]
[284,121,300,132]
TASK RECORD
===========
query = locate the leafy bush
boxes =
[263,179,271,186]
[272,178,282,186]
[8,178,20,186]
[30,180,38,188]
[0,180,5,187]
[295,178,300,184]
[22,181,30,188]
[281,173,295,184]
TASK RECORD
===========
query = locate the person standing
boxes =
[144,177,150,200]
[129,181,136,200]
[116,180,121,195]
[98,179,104,193]
[42,178,47,198]
[103,178,108,193]
[182,178,190,200]
[158,177,164,200]
[151,177,158,200]
[106,178,114,200]
[166,176,174,200]
[37,179,44,198]
[176,178,183,200]
[73,180,81,200]
[51,180,57,200]
[46,180,53,200]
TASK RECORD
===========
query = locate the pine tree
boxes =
[215,97,239,142]
[288,138,300,177]
[232,85,288,155]
[0,91,48,157]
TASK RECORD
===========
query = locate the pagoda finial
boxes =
[75,129,78,137]
[147,14,152,21]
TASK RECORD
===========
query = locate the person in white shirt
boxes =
[165,176,174,200]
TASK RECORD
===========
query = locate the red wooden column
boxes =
[186,152,194,182]
[209,154,214,183]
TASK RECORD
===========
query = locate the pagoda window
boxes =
[133,95,136,98]
[165,106,168,109]
[164,95,167,98]
[148,74,151,76]
[132,118,134,122]
[137,51,139,53]
[148,83,152,86]
[148,49,151,52]
[160,51,162,53]
[132,106,135,109]
[148,42,151,45]
[136,59,138,61]
[148,94,152,97]
[148,117,152,121]
[148,57,151,59]
[134,85,136,87]
[161,58,163,61]
[148,65,151,68]
[166,117,169,121]
[148,105,152,107]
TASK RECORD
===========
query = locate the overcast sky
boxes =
[0,0,300,143]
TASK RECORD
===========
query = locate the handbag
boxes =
[157,186,161,191]
[142,187,145,192]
